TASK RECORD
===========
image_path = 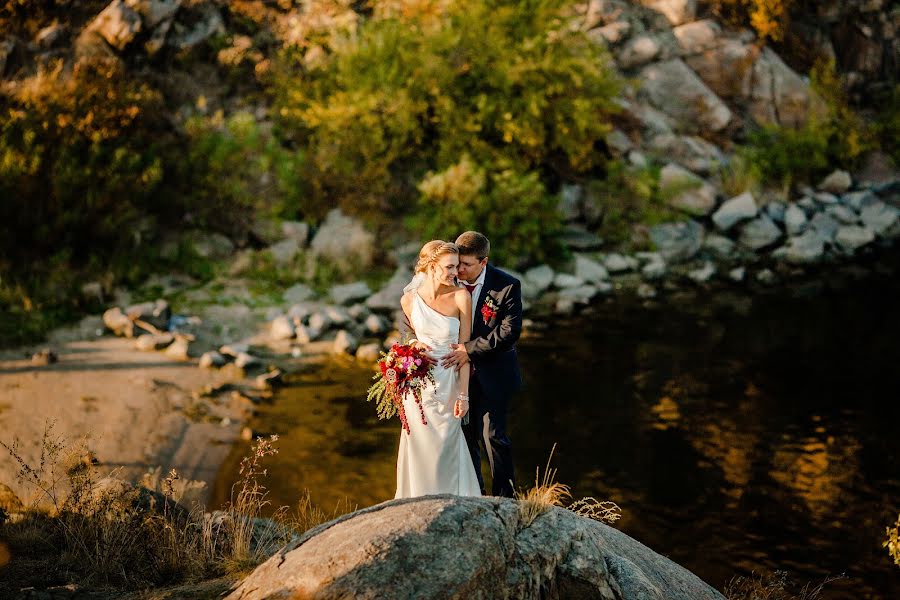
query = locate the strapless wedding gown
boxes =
[395,293,481,498]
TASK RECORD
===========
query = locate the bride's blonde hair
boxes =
[415,240,459,274]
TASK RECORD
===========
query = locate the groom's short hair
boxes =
[455,231,490,260]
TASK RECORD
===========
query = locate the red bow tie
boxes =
[463,283,477,294]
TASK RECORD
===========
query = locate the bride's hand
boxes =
[410,341,436,364]
[454,393,469,418]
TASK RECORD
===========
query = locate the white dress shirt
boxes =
[460,267,487,330]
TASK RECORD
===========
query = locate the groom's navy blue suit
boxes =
[462,264,523,497]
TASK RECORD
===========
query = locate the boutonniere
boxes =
[480,295,499,323]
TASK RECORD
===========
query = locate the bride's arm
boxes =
[454,289,472,418]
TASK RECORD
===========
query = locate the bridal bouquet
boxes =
[367,343,435,434]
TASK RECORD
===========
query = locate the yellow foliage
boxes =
[709,0,794,41]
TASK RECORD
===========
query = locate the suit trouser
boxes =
[463,376,516,497]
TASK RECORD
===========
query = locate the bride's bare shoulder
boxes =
[400,290,414,310]
[452,287,472,307]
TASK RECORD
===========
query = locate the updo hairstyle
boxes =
[414,240,459,274]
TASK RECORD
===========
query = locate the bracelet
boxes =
[457,393,469,401]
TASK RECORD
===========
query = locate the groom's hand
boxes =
[441,344,469,370]
[410,341,436,365]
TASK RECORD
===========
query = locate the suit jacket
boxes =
[398,264,523,401]
[464,264,523,401]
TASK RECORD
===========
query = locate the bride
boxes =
[395,240,481,498]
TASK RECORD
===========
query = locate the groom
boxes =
[441,231,522,497]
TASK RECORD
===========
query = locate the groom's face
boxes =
[457,254,487,283]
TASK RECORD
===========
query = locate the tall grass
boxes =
[514,444,622,528]
[0,424,352,592]
[724,571,845,600]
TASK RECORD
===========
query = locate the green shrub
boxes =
[180,111,306,234]
[737,58,875,191]
[413,155,562,267]
[585,160,679,247]
[273,0,620,263]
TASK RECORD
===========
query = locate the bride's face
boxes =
[431,254,459,287]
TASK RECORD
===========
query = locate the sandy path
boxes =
[0,336,246,508]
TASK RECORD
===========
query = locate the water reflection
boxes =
[215,260,900,599]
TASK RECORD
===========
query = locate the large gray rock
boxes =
[638,59,732,133]
[227,496,723,600]
[649,220,705,263]
[673,19,721,55]
[818,170,852,195]
[189,230,235,260]
[659,164,717,216]
[702,233,737,259]
[638,0,697,26]
[835,225,876,252]
[860,201,900,236]
[311,209,375,269]
[330,281,372,306]
[283,283,315,304]
[130,0,181,28]
[557,284,600,305]
[574,255,610,284]
[712,191,757,231]
[738,215,782,250]
[649,135,724,175]
[524,265,555,293]
[685,38,755,101]
[366,268,412,312]
[85,0,143,50]
[749,47,823,128]
[772,230,826,264]
[617,34,662,69]
[268,238,300,266]
[810,212,840,241]
[784,203,808,235]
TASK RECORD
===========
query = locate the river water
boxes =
[213,258,900,599]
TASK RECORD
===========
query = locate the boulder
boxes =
[558,184,582,222]
[367,268,413,312]
[130,0,181,28]
[524,265,555,293]
[685,38,755,101]
[749,47,823,128]
[311,209,375,269]
[135,332,174,351]
[31,348,59,366]
[835,225,876,252]
[810,212,840,241]
[765,201,786,223]
[333,330,359,355]
[163,336,191,361]
[658,163,717,216]
[641,258,667,280]
[649,135,724,175]
[574,255,609,284]
[270,238,302,267]
[673,19,721,55]
[199,351,227,369]
[364,314,388,336]
[818,169,852,194]
[638,59,732,132]
[589,20,631,46]
[639,0,697,26]
[103,306,135,337]
[324,305,352,326]
[738,215,782,250]
[842,190,877,212]
[728,267,745,282]
[125,299,171,331]
[772,230,826,264]
[553,273,584,289]
[813,192,839,205]
[560,225,604,251]
[280,221,310,245]
[234,352,262,370]
[85,0,142,50]
[557,284,600,305]
[702,233,737,259]
[226,496,724,600]
[784,204,808,235]
[649,220,705,263]
[307,312,331,339]
[827,205,859,225]
[688,261,716,283]
[331,282,372,306]
[617,34,662,69]
[603,253,638,273]
[283,283,315,304]
[712,191,757,231]
[269,315,295,340]
[637,283,658,298]
[860,201,900,236]
[355,343,382,363]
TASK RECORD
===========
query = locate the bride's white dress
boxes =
[395,292,481,498]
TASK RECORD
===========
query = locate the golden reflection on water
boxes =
[212,361,399,514]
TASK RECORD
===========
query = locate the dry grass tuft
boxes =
[568,497,622,525]
[514,444,571,528]
[886,514,900,568]
[724,571,845,600]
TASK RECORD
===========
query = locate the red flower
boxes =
[481,303,497,322]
